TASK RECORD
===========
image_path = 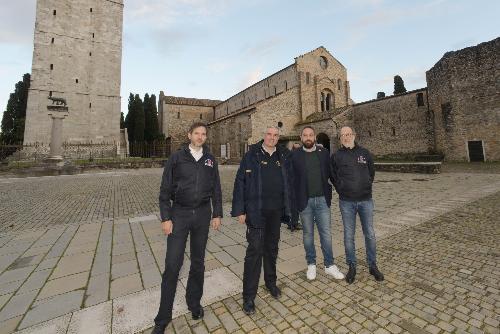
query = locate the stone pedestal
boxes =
[46,106,69,165]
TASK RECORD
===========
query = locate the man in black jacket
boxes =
[231,126,293,315]
[291,126,344,281]
[152,122,223,334]
[331,126,384,284]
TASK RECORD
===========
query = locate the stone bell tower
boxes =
[24,0,124,144]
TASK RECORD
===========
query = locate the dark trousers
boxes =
[154,204,211,326]
[242,209,282,302]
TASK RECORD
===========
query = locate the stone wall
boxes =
[207,47,350,158]
[352,89,433,157]
[293,106,354,152]
[249,88,302,145]
[427,37,500,161]
[214,65,298,119]
[295,47,350,121]
[24,0,123,144]
[208,87,301,159]
[208,112,252,160]
[164,104,215,152]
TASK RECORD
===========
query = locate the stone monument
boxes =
[45,96,69,166]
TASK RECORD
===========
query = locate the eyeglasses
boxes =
[340,133,354,137]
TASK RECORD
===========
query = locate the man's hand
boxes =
[237,214,246,225]
[211,217,221,230]
[161,220,173,235]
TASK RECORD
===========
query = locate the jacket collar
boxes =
[340,142,359,151]
[181,143,211,161]
[181,143,210,155]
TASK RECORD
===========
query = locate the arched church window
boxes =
[319,56,328,69]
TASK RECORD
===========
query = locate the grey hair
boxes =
[263,125,280,135]
[339,126,356,138]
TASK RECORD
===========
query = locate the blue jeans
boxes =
[339,199,377,267]
[299,196,334,267]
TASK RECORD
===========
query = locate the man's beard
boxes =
[302,140,315,149]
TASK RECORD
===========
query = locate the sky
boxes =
[1,0,499,122]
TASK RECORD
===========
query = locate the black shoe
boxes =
[289,225,294,231]
[266,285,281,299]
[191,307,204,320]
[151,324,167,334]
[345,264,356,284]
[369,265,385,281]
[243,299,255,315]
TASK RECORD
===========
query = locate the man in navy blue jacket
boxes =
[331,126,384,284]
[152,122,223,334]
[231,126,293,315]
[290,126,344,281]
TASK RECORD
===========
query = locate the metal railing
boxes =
[1,139,171,165]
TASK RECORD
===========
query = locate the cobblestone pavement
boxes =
[0,168,498,333]
[1,167,499,232]
[140,191,500,334]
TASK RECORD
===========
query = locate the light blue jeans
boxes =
[339,199,377,267]
[299,196,334,267]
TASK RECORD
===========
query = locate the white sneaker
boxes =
[325,265,345,280]
[306,265,316,280]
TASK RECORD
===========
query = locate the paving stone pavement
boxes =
[0,167,498,333]
[138,191,500,334]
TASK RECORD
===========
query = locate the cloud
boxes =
[0,0,36,45]
[205,60,233,74]
[352,0,449,29]
[151,27,193,56]
[238,67,263,90]
[451,38,478,50]
[241,37,285,58]
[125,0,234,28]
[123,0,238,56]
[341,0,450,51]
[348,0,385,7]
[371,66,427,87]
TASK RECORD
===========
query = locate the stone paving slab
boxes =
[0,169,498,333]
[135,191,498,334]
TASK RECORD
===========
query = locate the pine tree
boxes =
[0,73,30,144]
[393,75,407,95]
[133,94,145,142]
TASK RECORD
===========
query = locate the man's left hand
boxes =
[211,217,221,230]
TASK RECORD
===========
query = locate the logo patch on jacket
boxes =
[357,155,367,164]
[204,159,214,167]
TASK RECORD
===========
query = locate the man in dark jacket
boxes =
[231,126,293,315]
[331,126,384,284]
[290,126,344,281]
[152,122,223,334]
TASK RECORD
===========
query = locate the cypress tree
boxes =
[0,73,30,144]
[133,94,145,142]
[143,93,151,141]
[394,75,407,95]
[120,112,125,129]
[144,93,160,142]
[125,93,135,142]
